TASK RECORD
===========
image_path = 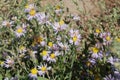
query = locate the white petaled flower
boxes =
[15,25,26,37]
[29,50,37,59]
[88,58,96,65]
[18,46,27,54]
[47,51,60,63]
[38,64,51,76]
[73,15,80,21]
[48,42,53,49]
[104,74,115,80]
[4,57,14,68]
[107,57,114,64]
[94,29,101,36]
[54,5,63,15]
[40,50,50,60]
[2,20,14,27]
[69,29,81,45]
[91,47,103,59]
[29,68,38,79]
[36,12,49,24]
[52,20,68,33]
[100,32,112,45]
[57,42,69,51]
[24,4,36,12]
[27,9,40,20]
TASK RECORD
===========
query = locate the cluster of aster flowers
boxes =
[0,1,120,80]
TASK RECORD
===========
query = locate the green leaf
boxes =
[38,77,48,80]
[112,40,120,58]
[0,75,2,80]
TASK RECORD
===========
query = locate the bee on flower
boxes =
[69,29,81,45]
[52,20,68,33]
[38,64,51,76]
[47,51,60,63]
[40,50,50,60]
[32,36,46,47]
[15,25,26,37]
[100,32,112,45]
[29,68,38,80]
[2,20,14,27]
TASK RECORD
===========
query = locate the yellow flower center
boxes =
[17,28,23,33]
[20,46,25,50]
[92,47,99,53]
[29,9,36,16]
[41,66,47,71]
[41,50,47,56]
[86,61,91,66]
[73,36,77,42]
[37,37,43,43]
[95,29,100,33]
[59,20,64,25]
[0,61,4,65]
[25,4,29,8]
[50,53,55,59]
[48,42,53,47]
[106,36,111,41]
[116,38,120,42]
[56,5,60,10]
[31,68,38,75]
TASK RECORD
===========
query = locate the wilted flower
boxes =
[32,36,46,47]
[38,64,51,76]
[2,20,14,27]
[4,57,14,68]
